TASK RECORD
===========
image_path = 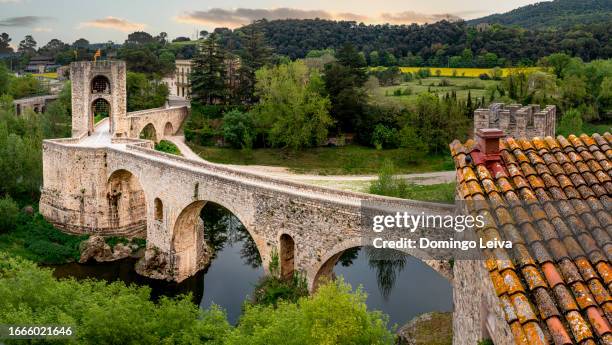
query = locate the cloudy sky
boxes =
[1,0,544,48]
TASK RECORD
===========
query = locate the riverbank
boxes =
[0,204,85,264]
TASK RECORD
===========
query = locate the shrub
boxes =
[371,124,399,150]
[155,140,181,155]
[0,195,18,233]
[369,159,408,198]
[228,279,394,345]
[222,110,254,149]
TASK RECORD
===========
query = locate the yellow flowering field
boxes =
[398,67,544,78]
[31,72,59,79]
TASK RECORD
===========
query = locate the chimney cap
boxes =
[476,128,504,139]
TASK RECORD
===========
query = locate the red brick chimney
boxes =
[472,128,506,177]
[476,128,504,156]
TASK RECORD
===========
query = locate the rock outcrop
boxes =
[397,312,453,345]
[79,235,134,263]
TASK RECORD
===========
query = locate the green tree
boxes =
[254,61,333,150]
[158,50,176,75]
[222,110,254,148]
[0,33,12,54]
[126,72,169,111]
[557,108,583,137]
[0,195,18,233]
[9,75,48,99]
[17,35,36,55]
[0,62,9,95]
[324,43,368,133]
[561,75,587,109]
[236,23,272,104]
[398,125,428,162]
[227,279,394,345]
[191,33,227,105]
[369,51,380,66]
[371,124,399,150]
[540,53,573,78]
[598,77,612,115]
[527,72,557,105]
[0,253,232,344]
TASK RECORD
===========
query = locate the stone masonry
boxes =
[474,103,556,139]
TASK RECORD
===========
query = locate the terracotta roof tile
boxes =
[546,316,574,345]
[571,281,598,309]
[522,321,548,345]
[451,133,612,345]
[510,321,530,345]
[565,310,594,342]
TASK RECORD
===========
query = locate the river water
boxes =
[51,203,452,327]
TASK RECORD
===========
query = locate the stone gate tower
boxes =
[70,61,128,137]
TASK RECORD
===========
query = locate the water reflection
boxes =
[335,246,453,327]
[198,203,263,324]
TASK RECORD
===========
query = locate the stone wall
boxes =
[474,103,556,138]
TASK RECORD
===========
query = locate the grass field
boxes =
[393,182,456,203]
[188,143,455,175]
[371,77,500,105]
[398,66,545,78]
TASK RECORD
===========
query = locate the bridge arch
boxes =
[308,237,447,291]
[171,199,265,282]
[106,169,147,236]
[164,122,174,137]
[139,123,158,142]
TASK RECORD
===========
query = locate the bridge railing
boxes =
[126,106,188,118]
[124,143,456,214]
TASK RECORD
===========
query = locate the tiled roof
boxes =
[450,133,612,345]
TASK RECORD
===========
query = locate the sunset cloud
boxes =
[175,7,466,28]
[79,16,146,32]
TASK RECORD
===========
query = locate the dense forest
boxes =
[223,19,612,65]
[468,0,612,30]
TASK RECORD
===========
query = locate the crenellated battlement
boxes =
[474,103,556,138]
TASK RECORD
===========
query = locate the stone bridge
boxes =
[40,61,456,290]
[13,94,59,115]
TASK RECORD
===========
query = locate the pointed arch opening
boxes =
[154,198,163,222]
[280,234,295,281]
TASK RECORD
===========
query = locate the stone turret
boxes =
[70,60,128,137]
[473,103,556,138]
